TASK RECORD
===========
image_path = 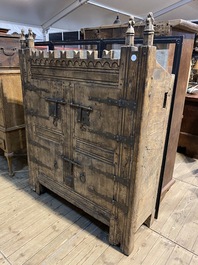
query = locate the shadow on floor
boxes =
[0,152,111,250]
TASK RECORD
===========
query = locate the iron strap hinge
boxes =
[112,198,128,215]
[88,165,130,187]
[113,175,130,186]
[89,96,136,110]
[89,129,134,146]
[88,186,128,214]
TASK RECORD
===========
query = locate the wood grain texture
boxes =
[82,20,197,200]
[0,33,26,176]
[19,40,174,255]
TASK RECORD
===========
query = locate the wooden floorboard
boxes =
[0,152,198,265]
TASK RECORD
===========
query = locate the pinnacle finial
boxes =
[125,16,135,47]
[27,28,35,48]
[145,12,154,32]
[143,12,155,46]
[20,29,26,49]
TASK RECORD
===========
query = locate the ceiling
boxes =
[0,0,198,33]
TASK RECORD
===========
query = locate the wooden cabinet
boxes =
[0,33,26,175]
[178,92,198,158]
[19,22,174,255]
[82,20,198,200]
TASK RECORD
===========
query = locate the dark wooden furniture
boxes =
[0,33,26,175]
[82,19,198,199]
[178,92,198,158]
[19,19,174,255]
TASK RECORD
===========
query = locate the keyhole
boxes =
[163,92,168,108]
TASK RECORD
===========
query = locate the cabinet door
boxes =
[28,79,68,183]
[70,83,133,213]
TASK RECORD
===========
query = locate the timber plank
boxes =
[8,216,91,265]
[33,218,93,265]
[152,180,188,232]
[157,184,197,241]
[189,255,198,265]
[174,158,198,187]
[0,192,52,225]
[0,178,29,198]
[0,195,61,246]
[67,231,109,265]
[164,245,193,265]
[2,204,72,256]
[0,252,10,265]
[174,200,198,255]
[92,245,124,265]
[175,221,198,255]
[192,236,198,255]
[19,211,85,265]
[141,236,175,265]
[0,188,31,211]
[22,212,87,265]
[58,226,107,265]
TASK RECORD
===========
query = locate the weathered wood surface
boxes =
[0,34,20,68]
[82,20,197,200]
[0,152,198,264]
[0,33,26,176]
[19,17,174,255]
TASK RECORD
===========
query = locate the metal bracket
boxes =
[70,101,92,126]
[88,186,128,214]
[88,165,130,186]
[89,129,134,146]
[45,97,66,118]
[45,97,66,125]
[61,155,81,188]
[61,155,81,167]
[89,96,136,110]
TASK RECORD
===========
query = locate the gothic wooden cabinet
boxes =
[19,20,174,255]
[0,33,26,175]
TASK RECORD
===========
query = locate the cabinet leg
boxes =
[34,179,46,195]
[4,152,14,177]
[144,213,155,227]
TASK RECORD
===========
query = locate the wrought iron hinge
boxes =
[89,96,136,110]
[88,166,130,187]
[88,186,128,214]
[89,129,134,146]
[113,175,130,186]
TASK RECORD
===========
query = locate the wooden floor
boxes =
[0,152,198,265]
